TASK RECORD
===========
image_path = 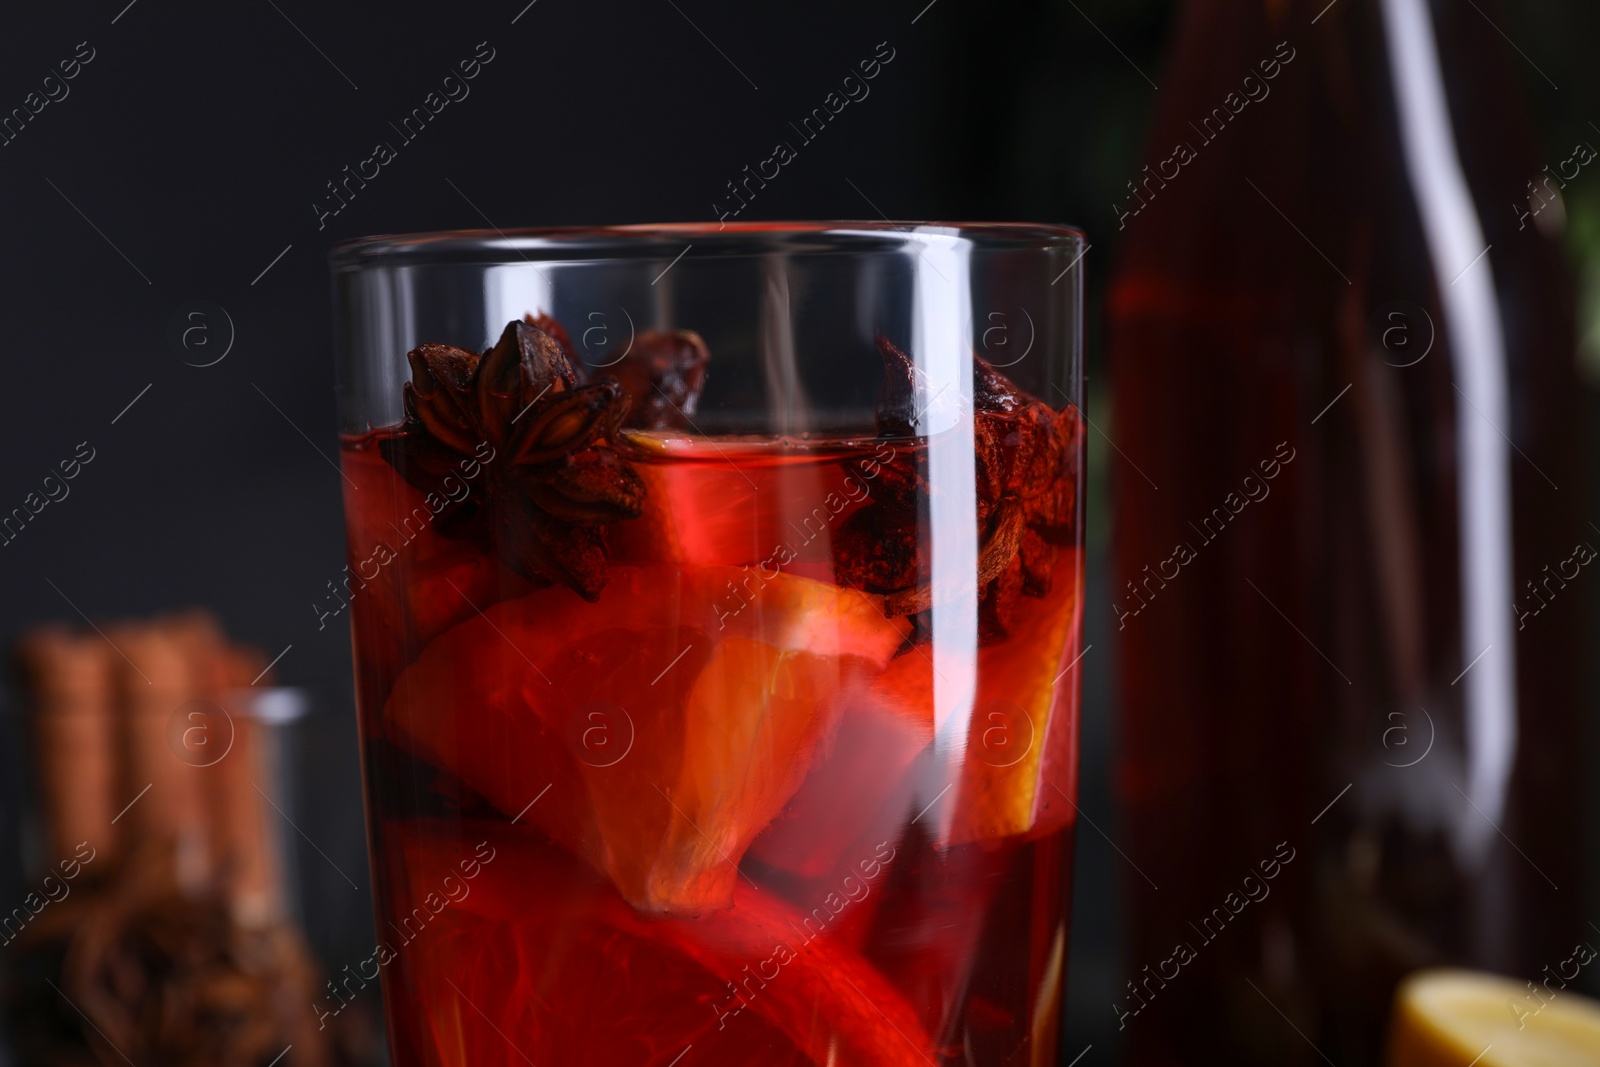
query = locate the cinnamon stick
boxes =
[109,618,211,893]
[16,626,117,866]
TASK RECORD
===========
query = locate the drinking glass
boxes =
[329,222,1086,1067]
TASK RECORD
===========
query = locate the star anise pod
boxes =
[522,312,711,432]
[381,318,644,601]
[524,310,576,361]
[51,846,330,1067]
[834,337,1081,640]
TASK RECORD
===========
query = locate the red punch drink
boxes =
[330,224,1086,1067]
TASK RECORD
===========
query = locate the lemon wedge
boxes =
[1388,967,1600,1067]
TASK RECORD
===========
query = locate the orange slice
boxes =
[395,821,935,1067]
[340,440,538,714]
[748,688,933,883]
[867,547,1082,846]
[383,564,909,915]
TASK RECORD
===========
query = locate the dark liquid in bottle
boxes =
[1110,1,1586,1063]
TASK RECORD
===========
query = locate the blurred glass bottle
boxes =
[1109,0,1586,1063]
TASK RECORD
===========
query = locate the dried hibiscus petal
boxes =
[610,329,711,430]
[834,337,1077,641]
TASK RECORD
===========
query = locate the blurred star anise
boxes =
[381,317,645,601]
[834,337,1081,640]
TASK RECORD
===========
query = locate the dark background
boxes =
[0,1,1595,1063]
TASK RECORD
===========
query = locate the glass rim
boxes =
[329,220,1087,269]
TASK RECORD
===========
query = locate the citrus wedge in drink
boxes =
[384,564,910,915]
[397,821,936,1067]
[867,547,1082,846]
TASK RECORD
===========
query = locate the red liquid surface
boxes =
[339,429,1082,1067]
